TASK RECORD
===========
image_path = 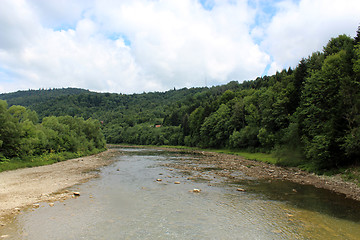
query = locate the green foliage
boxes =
[200,104,232,148]
[0,101,106,165]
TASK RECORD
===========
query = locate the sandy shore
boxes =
[0,149,118,223]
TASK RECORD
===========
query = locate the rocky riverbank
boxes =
[161,149,360,201]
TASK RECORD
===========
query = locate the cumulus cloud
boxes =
[94,0,269,88]
[0,0,359,93]
[262,0,360,74]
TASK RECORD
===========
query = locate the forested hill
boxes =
[0,88,90,105]
[1,28,360,171]
[0,86,210,120]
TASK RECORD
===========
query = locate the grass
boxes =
[0,148,106,173]
[154,145,279,164]
[339,167,360,186]
[207,149,279,164]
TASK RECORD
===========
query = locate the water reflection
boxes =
[231,179,360,222]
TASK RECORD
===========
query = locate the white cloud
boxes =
[0,0,359,94]
[27,0,94,28]
[0,0,41,51]
[262,0,360,73]
[94,0,269,88]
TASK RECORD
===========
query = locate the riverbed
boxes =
[1,148,360,239]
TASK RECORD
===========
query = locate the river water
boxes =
[2,148,360,239]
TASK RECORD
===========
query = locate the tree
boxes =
[200,104,232,148]
[298,50,351,168]
[354,25,360,45]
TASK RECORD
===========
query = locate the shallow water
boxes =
[2,148,360,239]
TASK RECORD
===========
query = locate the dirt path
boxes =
[0,149,118,223]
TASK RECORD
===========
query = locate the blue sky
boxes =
[0,0,359,94]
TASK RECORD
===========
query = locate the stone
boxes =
[156,179,162,182]
[192,189,201,193]
[174,181,180,184]
[49,203,55,207]
[73,192,81,197]
[236,188,246,192]
[33,204,40,208]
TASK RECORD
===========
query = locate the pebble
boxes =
[49,203,55,207]
[73,192,81,197]
[174,181,180,184]
[156,179,162,182]
[236,188,246,192]
[191,189,201,193]
[33,204,40,208]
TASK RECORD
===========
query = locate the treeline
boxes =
[0,100,106,162]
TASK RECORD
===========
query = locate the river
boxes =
[1,148,360,239]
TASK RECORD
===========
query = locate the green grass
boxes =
[208,149,278,164]
[339,167,360,186]
[154,145,279,164]
[0,148,106,173]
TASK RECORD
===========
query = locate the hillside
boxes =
[1,30,360,171]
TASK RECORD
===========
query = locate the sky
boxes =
[0,0,359,94]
